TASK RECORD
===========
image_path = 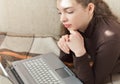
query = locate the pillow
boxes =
[104,0,120,22]
[0,35,60,56]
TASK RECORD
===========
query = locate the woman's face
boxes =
[57,0,94,32]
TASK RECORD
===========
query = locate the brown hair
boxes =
[76,0,117,20]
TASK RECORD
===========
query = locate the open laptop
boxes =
[6,53,83,84]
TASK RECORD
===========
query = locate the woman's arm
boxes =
[73,40,120,84]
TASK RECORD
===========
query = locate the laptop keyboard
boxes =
[23,58,64,84]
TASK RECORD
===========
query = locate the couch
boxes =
[0,0,120,84]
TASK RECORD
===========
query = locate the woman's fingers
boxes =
[58,41,70,54]
[57,35,70,54]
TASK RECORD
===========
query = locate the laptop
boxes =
[6,53,83,84]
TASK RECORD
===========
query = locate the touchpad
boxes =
[55,68,71,78]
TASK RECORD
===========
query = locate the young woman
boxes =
[57,0,120,84]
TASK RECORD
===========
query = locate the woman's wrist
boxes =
[75,49,86,57]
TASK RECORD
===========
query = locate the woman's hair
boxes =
[76,0,117,20]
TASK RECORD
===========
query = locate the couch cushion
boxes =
[0,0,61,40]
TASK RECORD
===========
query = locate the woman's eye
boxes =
[67,10,74,14]
[68,11,73,14]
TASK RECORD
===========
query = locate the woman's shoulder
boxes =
[94,17,120,43]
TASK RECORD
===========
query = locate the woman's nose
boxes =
[60,14,68,23]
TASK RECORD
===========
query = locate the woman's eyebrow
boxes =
[64,7,73,11]
[57,7,73,11]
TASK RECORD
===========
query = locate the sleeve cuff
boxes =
[73,53,90,62]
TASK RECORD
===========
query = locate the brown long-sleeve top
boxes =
[59,16,120,84]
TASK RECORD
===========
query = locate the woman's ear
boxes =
[87,3,95,14]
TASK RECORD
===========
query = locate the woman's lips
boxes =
[64,24,71,28]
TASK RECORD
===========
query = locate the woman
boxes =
[57,0,120,84]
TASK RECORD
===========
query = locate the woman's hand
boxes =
[57,34,70,54]
[67,30,86,57]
